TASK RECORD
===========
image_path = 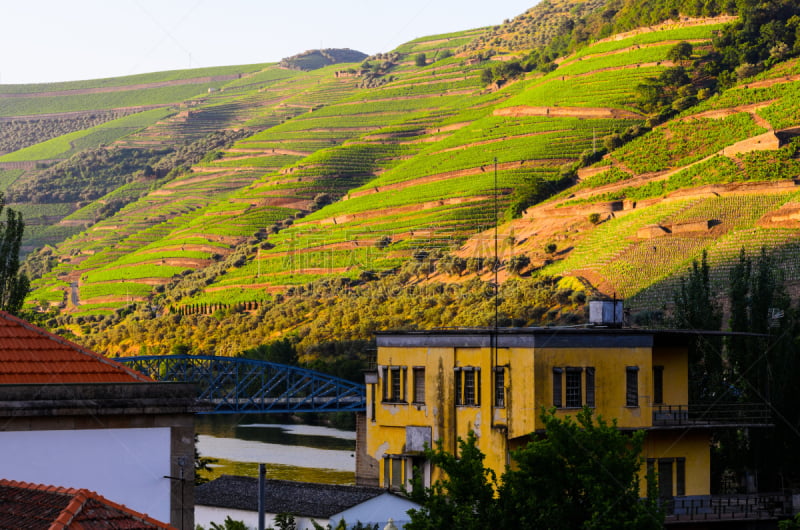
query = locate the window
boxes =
[565,368,583,408]
[463,369,480,405]
[552,368,563,408]
[413,367,425,404]
[626,366,639,407]
[554,366,595,408]
[391,368,401,401]
[648,457,685,498]
[454,367,463,405]
[383,456,405,490]
[658,459,673,499]
[383,366,406,403]
[585,367,595,407]
[409,456,429,488]
[455,367,480,406]
[676,458,686,496]
[392,458,404,489]
[653,366,664,405]
[494,367,505,408]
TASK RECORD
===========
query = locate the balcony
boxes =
[664,493,791,523]
[652,403,772,427]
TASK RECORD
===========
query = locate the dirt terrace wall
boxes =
[494,106,642,119]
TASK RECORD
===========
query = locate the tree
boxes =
[500,408,661,529]
[408,409,663,529]
[0,200,28,314]
[507,254,530,276]
[415,53,427,67]
[667,41,693,63]
[194,433,217,485]
[722,247,798,490]
[406,431,499,529]
[670,250,723,401]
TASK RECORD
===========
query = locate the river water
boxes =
[195,414,357,484]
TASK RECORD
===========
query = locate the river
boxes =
[195,414,357,484]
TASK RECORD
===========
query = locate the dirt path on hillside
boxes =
[226,148,310,156]
[70,282,80,307]
[741,74,800,89]
[494,106,642,119]
[679,102,777,129]
[563,130,783,204]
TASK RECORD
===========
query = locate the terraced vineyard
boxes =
[19,17,758,317]
[0,5,790,369]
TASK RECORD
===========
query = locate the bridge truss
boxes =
[117,355,366,414]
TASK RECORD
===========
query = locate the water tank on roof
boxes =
[589,300,624,327]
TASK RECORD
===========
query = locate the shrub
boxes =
[507,255,530,276]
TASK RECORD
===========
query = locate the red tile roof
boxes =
[0,311,151,384]
[0,479,174,529]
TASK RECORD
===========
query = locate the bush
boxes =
[507,255,530,276]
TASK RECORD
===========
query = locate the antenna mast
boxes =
[494,157,499,333]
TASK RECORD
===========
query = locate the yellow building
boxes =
[358,327,769,502]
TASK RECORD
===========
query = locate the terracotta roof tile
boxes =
[0,312,151,384]
[0,479,174,529]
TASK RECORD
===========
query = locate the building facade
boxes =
[360,328,762,501]
[0,311,197,529]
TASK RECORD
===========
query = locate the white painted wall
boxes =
[195,506,328,530]
[330,492,418,529]
[0,427,171,522]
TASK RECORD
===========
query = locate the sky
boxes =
[0,0,539,85]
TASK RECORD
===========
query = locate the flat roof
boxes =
[376,327,763,349]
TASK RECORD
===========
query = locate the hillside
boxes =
[1,0,798,361]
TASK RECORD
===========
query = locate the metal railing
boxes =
[664,493,791,522]
[652,403,772,426]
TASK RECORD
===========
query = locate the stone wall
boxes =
[355,412,380,487]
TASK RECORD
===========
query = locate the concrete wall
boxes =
[0,427,171,521]
[0,382,197,529]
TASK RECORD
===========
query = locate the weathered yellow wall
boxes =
[366,334,709,496]
[533,346,653,430]
[653,346,688,405]
[368,345,516,486]
[642,430,711,496]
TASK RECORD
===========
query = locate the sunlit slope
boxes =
[0,63,286,252]
[492,55,800,312]
[174,23,717,310]
[27,64,371,311]
[27,20,747,316]
[27,31,487,312]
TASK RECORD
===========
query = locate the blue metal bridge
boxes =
[117,355,366,414]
